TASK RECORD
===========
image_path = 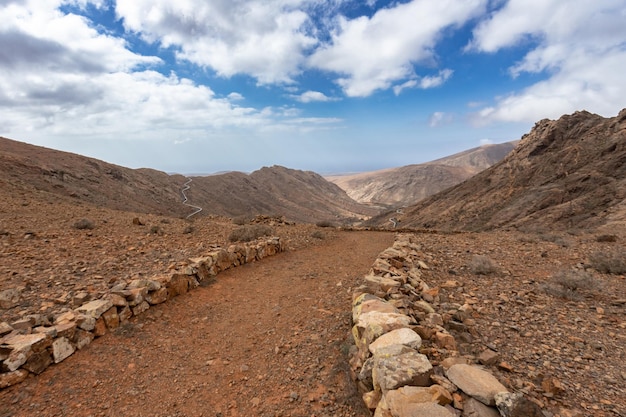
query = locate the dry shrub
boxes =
[316,220,336,228]
[182,225,194,234]
[541,269,601,300]
[232,215,250,225]
[311,230,325,239]
[539,233,571,247]
[596,234,617,243]
[73,218,94,230]
[228,224,273,242]
[589,249,626,274]
[469,255,499,275]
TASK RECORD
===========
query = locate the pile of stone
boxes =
[349,234,543,417]
[0,237,284,390]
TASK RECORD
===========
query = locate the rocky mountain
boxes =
[326,142,516,208]
[367,109,626,231]
[0,137,376,223]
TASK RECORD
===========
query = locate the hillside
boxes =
[326,142,516,208]
[0,137,376,224]
[368,109,626,231]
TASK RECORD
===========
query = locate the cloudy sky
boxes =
[1,0,625,174]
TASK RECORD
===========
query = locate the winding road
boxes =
[181,177,203,219]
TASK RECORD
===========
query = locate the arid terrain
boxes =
[1,109,626,417]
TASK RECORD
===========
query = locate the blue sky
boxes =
[1,0,625,174]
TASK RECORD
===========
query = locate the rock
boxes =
[76,299,113,319]
[127,279,161,291]
[0,322,13,336]
[430,384,453,406]
[0,369,29,389]
[118,305,132,322]
[101,307,120,330]
[477,349,500,366]
[1,333,51,372]
[93,317,107,337]
[352,311,412,352]
[369,328,422,355]
[364,275,402,294]
[384,386,434,413]
[430,374,458,393]
[105,293,128,307]
[167,273,192,297]
[363,390,382,410]
[495,392,544,417]
[145,288,168,305]
[75,313,96,331]
[23,350,53,374]
[0,288,21,309]
[392,402,456,417]
[462,397,501,417]
[132,301,150,316]
[53,322,76,339]
[51,337,75,363]
[446,364,508,406]
[73,329,94,350]
[11,317,34,331]
[353,294,401,322]
[124,288,148,306]
[541,376,564,395]
[434,331,457,350]
[413,300,435,314]
[373,350,433,393]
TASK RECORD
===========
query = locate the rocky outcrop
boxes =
[0,237,284,389]
[349,233,543,416]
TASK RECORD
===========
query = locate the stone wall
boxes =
[349,233,543,417]
[0,237,284,389]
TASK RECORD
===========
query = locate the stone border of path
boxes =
[0,237,284,389]
[349,233,544,417]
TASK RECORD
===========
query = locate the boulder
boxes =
[446,364,508,406]
[369,328,422,355]
[373,350,433,393]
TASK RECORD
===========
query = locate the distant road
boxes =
[181,178,203,219]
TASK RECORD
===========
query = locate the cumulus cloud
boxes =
[291,90,338,103]
[393,69,453,95]
[308,0,486,97]
[115,0,318,84]
[469,0,626,123]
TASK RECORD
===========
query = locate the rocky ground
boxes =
[1,190,625,416]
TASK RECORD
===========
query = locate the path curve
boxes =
[0,231,394,417]
[181,177,203,219]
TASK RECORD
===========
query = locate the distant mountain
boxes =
[0,137,376,223]
[326,142,516,208]
[367,109,626,231]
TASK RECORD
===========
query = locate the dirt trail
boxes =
[0,231,394,417]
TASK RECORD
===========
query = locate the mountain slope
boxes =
[368,109,626,231]
[326,142,516,208]
[0,137,377,223]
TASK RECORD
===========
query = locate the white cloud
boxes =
[428,111,453,127]
[469,0,626,123]
[479,138,493,145]
[115,0,318,85]
[308,0,486,97]
[393,69,453,95]
[291,90,338,103]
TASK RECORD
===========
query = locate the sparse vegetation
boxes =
[316,220,336,228]
[311,230,325,239]
[469,255,499,275]
[232,215,250,225]
[228,224,273,242]
[149,225,164,235]
[182,225,194,234]
[596,234,617,243]
[589,249,626,274]
[538,233,571,247]
[73,218,94,230]
[541,269,601,300]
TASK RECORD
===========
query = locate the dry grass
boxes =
[315,220,336,228]
[311,230,325,239]
[589,249,626,274]
[73,218,95,230]
[228,224,273,242]
[541,269,601,300]
[469,255,499,275]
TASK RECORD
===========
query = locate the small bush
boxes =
[232,215,250,225]
[311,230,325,239]
[149,225,164,235]
[542,269,600,300]
[596,234,617,243]
[182,225,194,234]
[469,255,499,275]
[589,249,626,274]
[73,218,94,230]
[316,220,336,228]
[539,233,571,247]
[228,224,273,242]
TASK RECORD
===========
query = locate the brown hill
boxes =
[183,166,379,223]
[326,142,516,208]
[0,137,376,224]
[368,109,626,231]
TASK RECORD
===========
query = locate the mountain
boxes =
[326,142,516,208]
[367,109,626,231]
[0,137,376,223]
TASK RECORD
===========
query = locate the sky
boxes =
[1,0,625,174]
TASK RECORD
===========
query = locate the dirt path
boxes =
[0,231,394,417]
